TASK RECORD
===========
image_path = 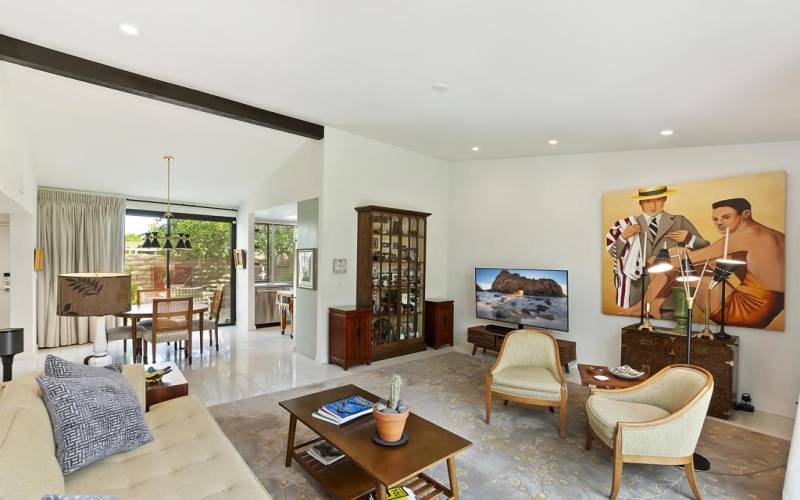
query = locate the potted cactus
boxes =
[373,374,410,443]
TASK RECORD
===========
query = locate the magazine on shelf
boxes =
[370,486,416,499]
[306,441,345,466]
[319,395,373,424]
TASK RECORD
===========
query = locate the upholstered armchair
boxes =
[485,328,568,438]
[585,364,714,500]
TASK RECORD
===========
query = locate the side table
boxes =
[578,364,649,390]
[144,361,188,411]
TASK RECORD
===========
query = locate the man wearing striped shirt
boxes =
[609,186,710,313]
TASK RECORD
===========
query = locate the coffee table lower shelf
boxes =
[292,438,453,500]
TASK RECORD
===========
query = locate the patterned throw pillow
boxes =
[37,373,153,475]
[44,355,122,377]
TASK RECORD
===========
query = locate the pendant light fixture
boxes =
[140,155,191,250]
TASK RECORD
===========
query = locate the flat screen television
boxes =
[475,268,569,332]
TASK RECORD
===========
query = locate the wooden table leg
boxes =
[471,344,478,355]
[285,414,297,467]
[130,318,139,363]
[376,482,388,500]
[447,456,459,499]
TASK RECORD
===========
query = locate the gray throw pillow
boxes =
[37,373,153,475]
[44,354,122,377]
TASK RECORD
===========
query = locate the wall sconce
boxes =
[33,248,44,272]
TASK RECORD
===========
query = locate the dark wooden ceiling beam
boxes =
[0,33,324,140]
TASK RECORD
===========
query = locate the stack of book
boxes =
[307,441,345,466]
[312,395,373,425]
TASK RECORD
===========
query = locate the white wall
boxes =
[0,223,9,328]
[237,141,322,330]
[447,140,800,418]
[0,64,37,358]
[295,198,319,359]
[316,128,450,362]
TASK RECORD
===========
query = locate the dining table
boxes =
[115,302,209,364]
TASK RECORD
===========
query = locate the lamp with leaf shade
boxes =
[57,272,131,366]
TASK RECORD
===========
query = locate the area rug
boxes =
[210,352,788,499]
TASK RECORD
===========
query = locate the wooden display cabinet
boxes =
[356,206,431,361]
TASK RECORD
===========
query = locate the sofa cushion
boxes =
[65,395,271,499]
[586,394,670,445]
[0,373,66,498]
[37,373,153,475]
[492,366,562,401]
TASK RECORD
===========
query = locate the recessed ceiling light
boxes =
[548,139,559,145]
[471,146,480,151]
[660,129,674,136]
[432,83,449,92]
[119,23,139,36]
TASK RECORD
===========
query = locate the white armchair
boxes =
[485,328,568,438]
[585,364,714,499]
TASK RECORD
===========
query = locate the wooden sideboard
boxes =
[328,306,372,370]
[620,324,738,419]
[466,325,577,373]
[424,299,454,349]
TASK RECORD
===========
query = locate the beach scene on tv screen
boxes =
[475,268,568,331]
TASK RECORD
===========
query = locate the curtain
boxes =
[37,189,126,348]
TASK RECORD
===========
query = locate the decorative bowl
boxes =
[609,365,645,380]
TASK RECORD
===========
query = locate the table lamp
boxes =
[57,273,131,366]
[0,328,24,381]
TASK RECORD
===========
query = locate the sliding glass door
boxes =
[124,210,236,324]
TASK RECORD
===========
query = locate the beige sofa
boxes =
[0,364,272,500]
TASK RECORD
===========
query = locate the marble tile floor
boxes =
[13,324,794,440]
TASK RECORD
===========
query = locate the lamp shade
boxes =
[647,247,673,274]
[57,273,131,316]
[675,258,701,283]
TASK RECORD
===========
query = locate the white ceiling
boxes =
[255,202,297,222]
[1,63,309,207]
[2,1,800,162]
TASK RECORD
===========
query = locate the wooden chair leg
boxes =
[611,439,623,500]
[585,424,593,450]
[152,339,157,363]
[209,328,213,346]
[548,406,555,413]
[559,400,567,438]
[123,339,127,354]
[485,388,492,424]
[611,458,622,500]
[214,325,219,351]
[200,329,204,355]
[685,457,702,499]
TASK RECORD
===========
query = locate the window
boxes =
[254,223,296,284]
[124,210,236,324]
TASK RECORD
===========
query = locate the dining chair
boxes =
[142,297,193,365]
[485,328,568,438]
[137,287,170,304]
[193,284,224,353]
[585,364,713,499]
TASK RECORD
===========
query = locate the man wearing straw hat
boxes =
[607,185,709,311]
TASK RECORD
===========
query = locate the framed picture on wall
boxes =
[297,248,317,289]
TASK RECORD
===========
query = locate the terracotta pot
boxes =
[373,408,410,442]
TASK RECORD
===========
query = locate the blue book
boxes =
[320,395,373,424]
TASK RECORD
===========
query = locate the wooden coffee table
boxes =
[578,364,649,389]
[280,384,472,499]
[144,362,188,411]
